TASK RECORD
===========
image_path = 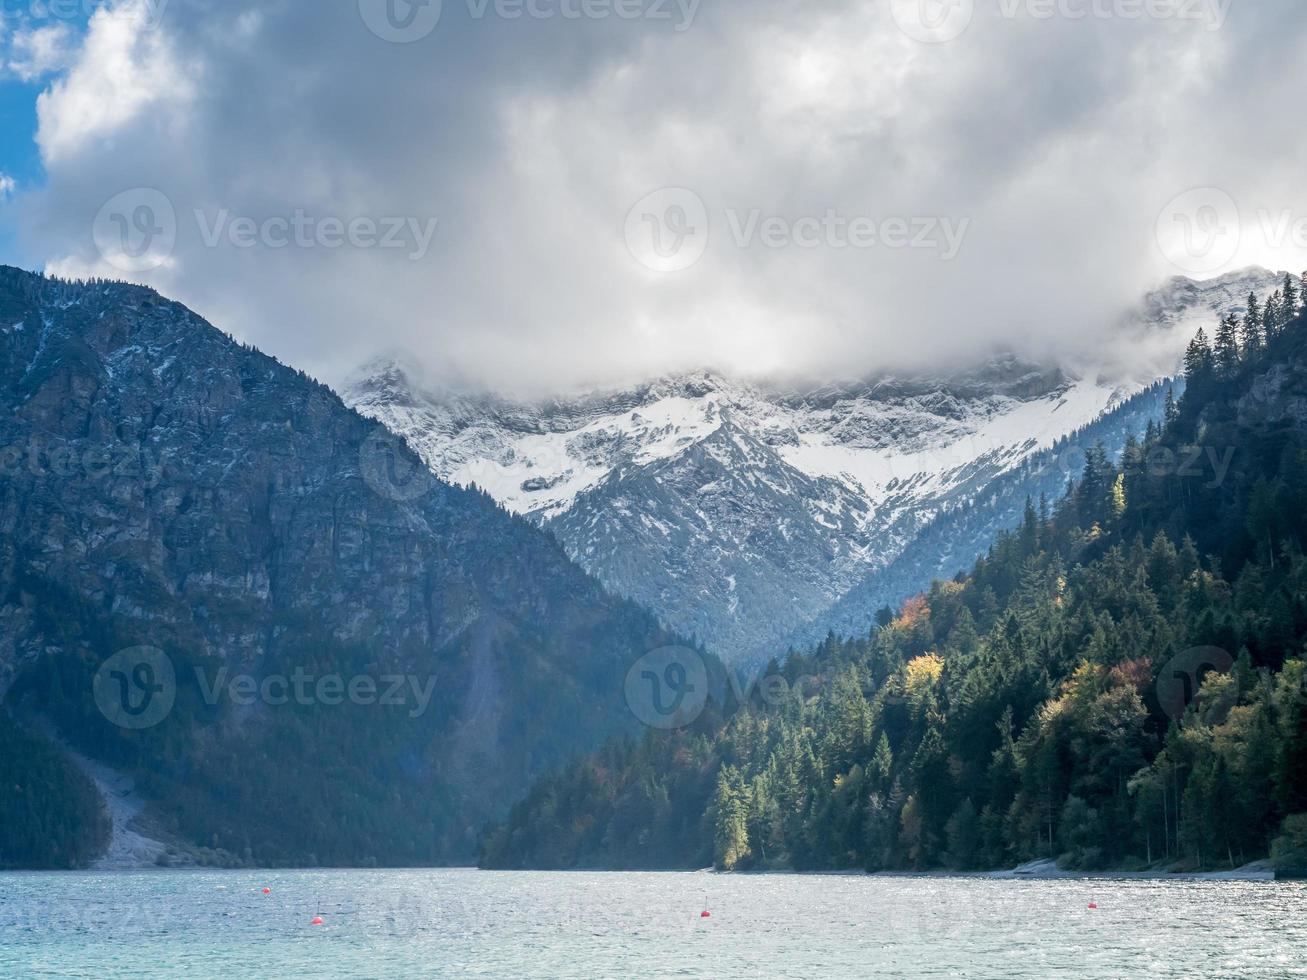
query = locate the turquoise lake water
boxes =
[1,868,1304,978]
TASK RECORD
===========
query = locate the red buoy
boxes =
[311,916,325,926]
[262,888,271,895]
[1087,903,1098,910]
[700,910,711,918]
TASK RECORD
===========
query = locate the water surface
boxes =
[1,869,1303,977]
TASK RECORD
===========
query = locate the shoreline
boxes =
[0,862,1281,881]
[719,857,1276,882]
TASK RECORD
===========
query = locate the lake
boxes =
[1,869,1304,977]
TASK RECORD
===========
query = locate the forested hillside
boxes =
[482,275,1307,874]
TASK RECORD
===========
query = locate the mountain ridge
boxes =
[346,268,1285,662]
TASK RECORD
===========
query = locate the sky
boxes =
[0,0,1305,393]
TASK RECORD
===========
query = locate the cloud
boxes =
[6,0,1307,392]
[6,22,76,81]
[0,174,14,200]
[35,3,192,164]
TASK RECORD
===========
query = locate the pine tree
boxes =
[1284,273,1301,321]
[1110,472,1127,519]
[1214,314,1241,376]
[1020,497,1040,556]
[871,733,894,789]
[1077,443,1112,525]
[712,766,752,870]
[1264,291,1284,341]
[1241,294,1264,354]
[1184,328,1214,383]
[1164,388,1179,426]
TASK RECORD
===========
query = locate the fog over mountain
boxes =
[2,0,1306,392]
[348,268,1283,660]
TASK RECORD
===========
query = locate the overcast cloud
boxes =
[3,0,1306,392]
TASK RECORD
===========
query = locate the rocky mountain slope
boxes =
[347,269,1284,663]
[0,266,676,866]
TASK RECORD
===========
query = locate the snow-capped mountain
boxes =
[344,268,1285,662]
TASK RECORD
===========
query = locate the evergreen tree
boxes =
[1284,272,1301,321]
[1264,291,1284,340]
[712,765,752,870]
[1184,328,1214,383]
[1241,294,1264,354]
[1077,442,1113,525]
[1214,314,1241,376]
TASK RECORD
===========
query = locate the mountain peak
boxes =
[343,272,1295,662]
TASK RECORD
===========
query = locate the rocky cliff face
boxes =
[0,267,673,863]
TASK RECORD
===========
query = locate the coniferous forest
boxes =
[482,275,1307,874]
